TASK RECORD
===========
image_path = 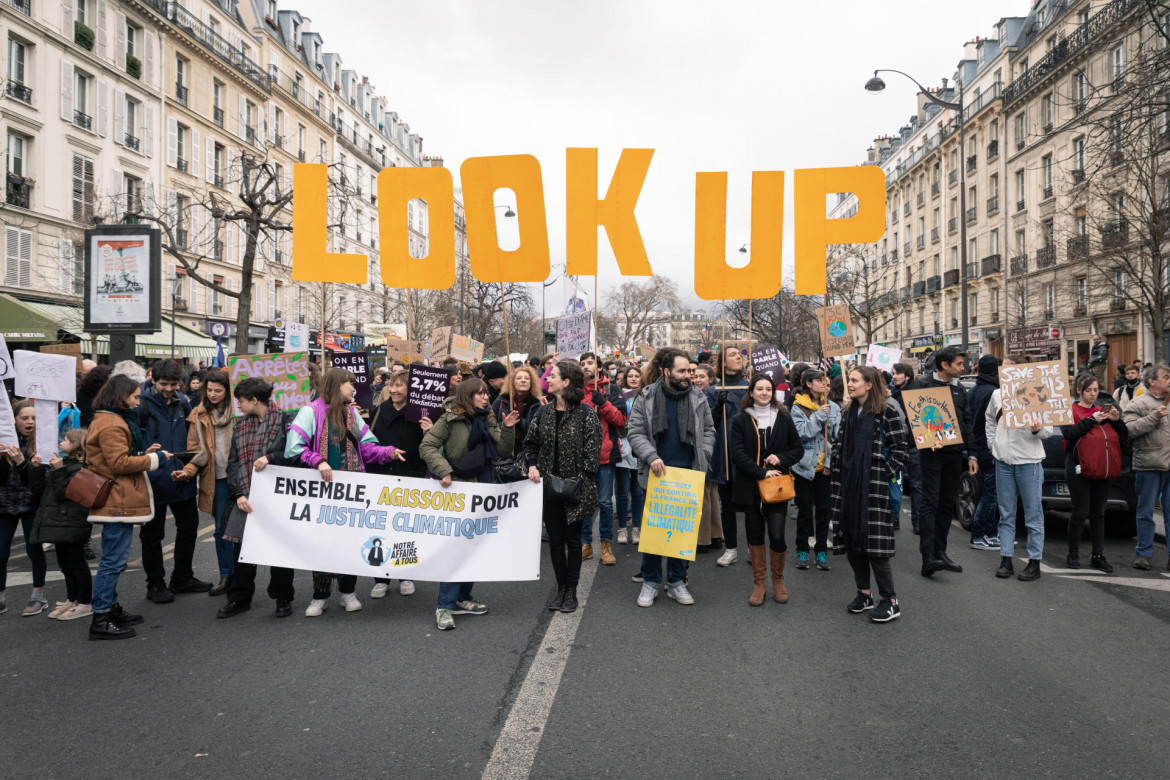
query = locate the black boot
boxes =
[546,585,565,611]
[89,612,136,640]
[996,556,1014,578]
[559,587,579,613]
[109,603,143,626]
[83,541,96,560]
[209,576,232,597]
[1090,555,1114,573]
[1017,559,1041,581]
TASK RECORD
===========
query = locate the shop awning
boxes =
[4,296,217,360]
[0,293,65,341]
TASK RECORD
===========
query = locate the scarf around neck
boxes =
[652,379,696,447]
[190,404,234,469]
[840,404,877,553]
[118,409,145,456]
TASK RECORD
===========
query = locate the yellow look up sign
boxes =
[637,466,705,561]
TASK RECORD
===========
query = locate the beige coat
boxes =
[180,405,234,514]
[85,411,159,524]
[1122,389,1170,472]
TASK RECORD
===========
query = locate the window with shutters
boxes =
[8,38,27,87]
[126,23,136,57]
[123,174,141,217]
[124,96,139,150]
[71,153,94,222]
[176,123,188,172]
[70,242,84,296]
[7,133,26,177]
[75,0,87,24]
[4,225,31,288]
[73,71,91,127]
[212,275,223,314]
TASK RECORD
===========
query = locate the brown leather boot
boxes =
[748,545,767,606]
[599,541,616,565]
[770,550,789,603]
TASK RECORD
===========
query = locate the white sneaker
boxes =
[630,527,640,544]
[666,581,695,605]
[305,598,327,617]
[398,580,415,596]
[370,583,389,599]
[636,582,659,607]
[340,593,362,612]
[617,528,628,544]
[716,548,738,567]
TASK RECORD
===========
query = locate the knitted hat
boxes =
[977,355,1001,376]
[482,361,509,380]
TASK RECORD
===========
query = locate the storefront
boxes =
[1007,326,1061,362]
[984,327,1004,360]
[1063,323,1094,376]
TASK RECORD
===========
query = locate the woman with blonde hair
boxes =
[493,364,545,452]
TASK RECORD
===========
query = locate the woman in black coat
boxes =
[729,373,803,607]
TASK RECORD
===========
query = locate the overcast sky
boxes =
[292,0,1025,310]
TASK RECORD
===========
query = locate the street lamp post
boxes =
[866,69,969,357]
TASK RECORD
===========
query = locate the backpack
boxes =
[1076,422,1122,481]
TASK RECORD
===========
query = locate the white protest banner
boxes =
[406,363,451,422]
[0,334,13,380]
[239,465,542,582]
[14,350,77,403]
[866,344,902,370]
[33,399,58,463]
[997,360,1074,429]
[285,321,308,352]
[226,351,312,417]
[557,311,591,355]
[0,382,18,447]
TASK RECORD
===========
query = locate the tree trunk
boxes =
[233,218,259,354]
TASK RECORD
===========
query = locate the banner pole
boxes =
[406,290,412,342]
[593,273,599,354]
[500,282,513,405]
[320,283,326,365]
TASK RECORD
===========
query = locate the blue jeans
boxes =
[996,461,1045,561]
[615,467,633,531]
[639,553,688,585]
[1134,470,1170,558]
[582,464,616,544]
[91,523,135,613]
[972,468,999,540]
[437,581,473,610]
[212,478,234,578]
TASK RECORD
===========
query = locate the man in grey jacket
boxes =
[627,349,715,607]
[1122,363,1170,570]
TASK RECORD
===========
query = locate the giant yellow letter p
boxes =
[793,166,885,294]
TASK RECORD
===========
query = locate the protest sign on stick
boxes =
[637,466,705,560]
[450,334,485,363]
[227,352,312,416]
[556,311,592,356]
[428,326,452,363]
[750,344,788,384]
[865,344,902,369]
[405,363,451,423]
[817,304,855,358]
[331,351,372,408]
[901,387,963,449]
[997,360,1073,429]
[386,338,426,363]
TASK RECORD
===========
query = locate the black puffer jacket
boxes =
[29,459,91,544]
[0,456,33,516]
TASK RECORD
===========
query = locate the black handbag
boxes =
[492,456,526,483]
[448,444,487,479]
[543,474,580,504]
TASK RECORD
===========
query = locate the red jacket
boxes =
[585,377,627,465]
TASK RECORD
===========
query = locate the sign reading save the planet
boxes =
[900,387,963,449]
[817,304,854,358]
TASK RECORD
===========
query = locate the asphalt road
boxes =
[2,507,1168,779]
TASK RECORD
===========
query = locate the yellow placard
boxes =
[637,466,704,561]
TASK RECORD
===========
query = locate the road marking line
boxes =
[1055,573,1170,592]
[127,523,215,568]
[482,559,599,780]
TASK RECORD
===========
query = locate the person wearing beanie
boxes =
[966,355,1005,551]
[482,361,509,405]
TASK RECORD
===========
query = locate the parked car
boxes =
[953,384,1137,537]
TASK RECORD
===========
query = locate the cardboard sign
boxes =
[997,360,1073,429]
[428,326,452,363]
[331,351,372,409]
[450,334,485,363]
[639,345,657,361]
[386,338,426,364]
[13,350,77,403]
[817,304,854,358]
[637,466,704,560]
[405,363,451,423]
[556,311,592,356]
[39,343,84,372]
[227,351,312,417]
[0,334,14,380]
[901,387,963,449]
[865,344,902,370]
[750,344,787,383]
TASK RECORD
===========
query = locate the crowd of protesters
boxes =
[2,343,1168,639]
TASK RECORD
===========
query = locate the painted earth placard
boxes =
[901,387,963,449]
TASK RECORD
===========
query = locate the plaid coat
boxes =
[828,399,912,558]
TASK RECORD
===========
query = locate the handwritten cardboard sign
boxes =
[227,351,312,417]
[901,387,963,449]
[997,360,1073,429]
[405,363,451,423]
[556,311,592,356]
[450,334,485,363]
[386,338,426,364]
[817,304,854,358]
[428,326,452,363]
[39,343,84,372]
[331,351,372,409]
[865,344,902,369]
[639,345,657,361]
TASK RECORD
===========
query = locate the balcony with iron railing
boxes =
[948,169,958,186]
[1041,185,1054,200]
[987,196,999,215]
[1003,0,1141,106]
[213,173,223,189]
[213,106,224,127]
[966,261,981,279]
[150,1,272,92]
[981,254,1002,275]
[1101,220,1129,248]
[889,248,898,260]
[1074,302,1088,317]
[966,207,977,224]
[212,239,223,260]
[944,269,960,288]
[913,280,926,297]
[6,79,31,103]
[917,192,925,208]
[175,82,188,106]
[926,275,941,293]
[931,227,940,243]
[298,149,306,163]
[1010,254,1028,275]
[176,157,188,174]
[73,110,92,130]
[173,298,188,311]
[1067,234,1089,258]
[1111,298,1126,311]
[900,285,911,301]
[904,241,911,256]
[917,235,925,250]
[948,217,958,234]
[1036,245,1057,268]
[175,229,188,250]
[967,155,977,173]
[245,126,256,144]
[986,139,999,160]
[124,133,140,151]
[903,202,911,216]
[931,181,940,198]
[7,0,31,15]
[1016,199,1026,212]
[6,173,32,208]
